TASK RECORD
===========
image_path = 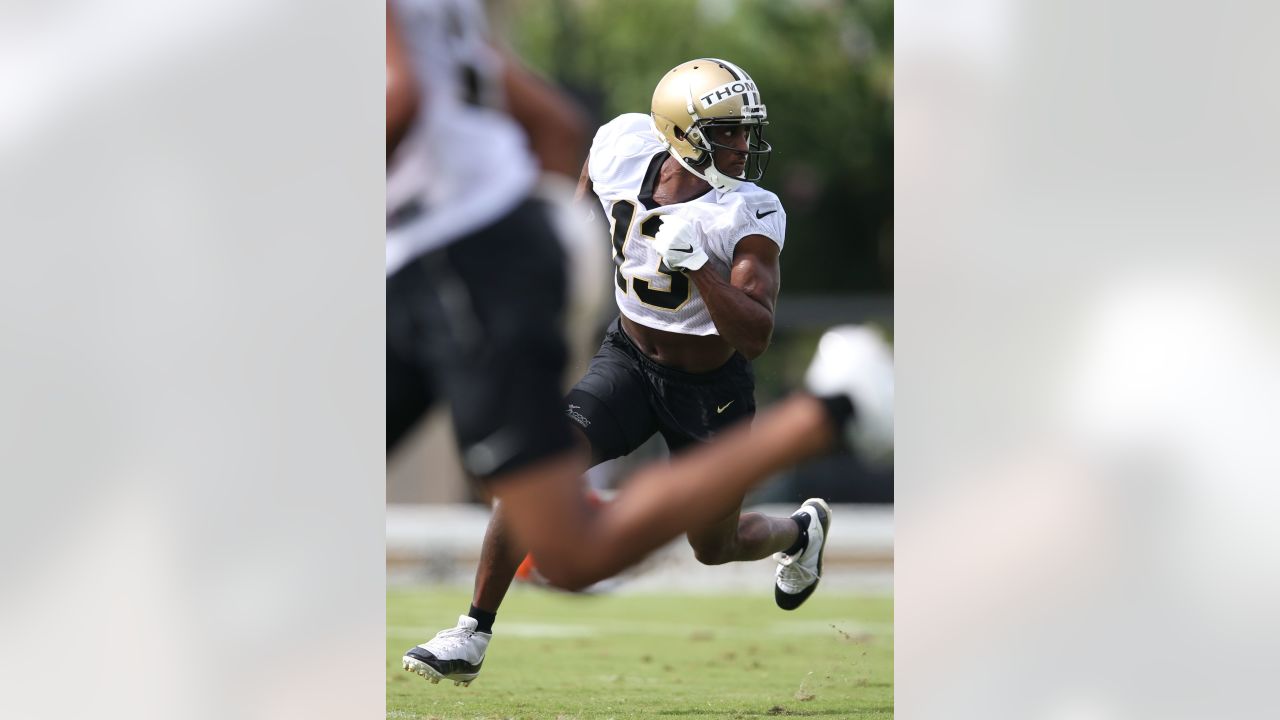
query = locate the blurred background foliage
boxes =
[492,0,894,294]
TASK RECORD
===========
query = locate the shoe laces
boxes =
[774,548,818,587]
[428,626,474,652]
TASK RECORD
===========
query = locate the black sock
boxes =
[468,605,496,634]
[782,514,809,556]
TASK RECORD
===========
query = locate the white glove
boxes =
[651,214,709,271]
[805,325,894,463]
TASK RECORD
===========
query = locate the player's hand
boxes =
[652,215,709,271]
[805,325,894,463]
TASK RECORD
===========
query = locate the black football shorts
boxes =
[564,317,757,466]
[387,198,576,480]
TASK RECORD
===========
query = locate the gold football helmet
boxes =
[650,58,771,192]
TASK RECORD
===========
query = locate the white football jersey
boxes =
[589,113,786,336]
[386,0,538,275]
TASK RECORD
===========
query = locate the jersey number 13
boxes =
[608,200,691,311]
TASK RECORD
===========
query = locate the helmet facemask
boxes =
[685,120,771,186]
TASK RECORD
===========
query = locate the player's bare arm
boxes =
[386,7,419,160]
[686,234,780,360]
[573,158,593,202]
[500,51,588,180]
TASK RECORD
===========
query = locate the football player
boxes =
[390,0,893,689]
[412,57,850,684]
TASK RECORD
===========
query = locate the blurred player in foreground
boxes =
[387,0,893,687]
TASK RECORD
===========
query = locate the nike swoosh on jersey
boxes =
[755,209,778,219]
[716,401,735,414]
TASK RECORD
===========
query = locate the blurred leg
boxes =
[685,502,800,566]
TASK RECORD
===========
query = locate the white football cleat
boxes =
[402,615,491,685]
[805,325,894,462]
[774,498,831,611]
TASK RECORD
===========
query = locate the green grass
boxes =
[388,586,892,719]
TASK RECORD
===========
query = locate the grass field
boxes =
[388,586,892,719]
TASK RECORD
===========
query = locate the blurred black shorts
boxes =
[386,198,575,480]
[564,317,756,466]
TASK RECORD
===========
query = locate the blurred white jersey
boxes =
[386,0,538,275]
[589,113,786,336]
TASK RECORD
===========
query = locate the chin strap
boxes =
[667,148,742,192]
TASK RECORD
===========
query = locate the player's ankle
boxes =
[781,514,808,556]
[468,605,497,634]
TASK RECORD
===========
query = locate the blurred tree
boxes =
[494,0,894,294]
